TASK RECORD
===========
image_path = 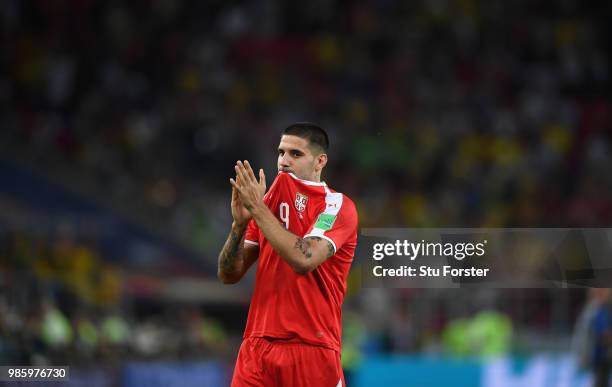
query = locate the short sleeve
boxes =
[304,193,358,254]
[244,219,260,246]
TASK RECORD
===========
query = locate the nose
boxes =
[279,153,291,167]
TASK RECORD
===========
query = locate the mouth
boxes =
[279,167,293,173]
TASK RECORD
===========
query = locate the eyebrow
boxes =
[278,147,304,155]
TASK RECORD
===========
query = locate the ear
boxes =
[316,153,328,172]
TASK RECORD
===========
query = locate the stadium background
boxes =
[1,0,611,385]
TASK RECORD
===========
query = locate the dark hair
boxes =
[282,122,329,153]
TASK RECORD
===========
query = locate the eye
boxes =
[292,151,301,157]
[278,150,285,156]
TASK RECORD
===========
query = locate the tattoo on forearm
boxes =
[326,241,335,257]
[303,236,335,258]
[295,236,335,260]
[294,237,313,259]
[219,228,245,273]
[228,229,242,257]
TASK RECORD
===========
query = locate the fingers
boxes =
[229,177,241,192]
[235,160,257,185]
[259,168,266,189]
[232,160,262,192]
[234,164,245,185]
[235,162,248,185]
[243,160,257,184]
[238,160,256,184]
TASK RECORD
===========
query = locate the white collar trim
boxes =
[286,172,327,186]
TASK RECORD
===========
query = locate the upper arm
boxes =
[304,194,357,252]
[296,195,357,274]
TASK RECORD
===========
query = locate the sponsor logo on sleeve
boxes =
[314,213,336,230]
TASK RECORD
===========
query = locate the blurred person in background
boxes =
[99,309,130,363]
[574,288,612,387]
[72,308,99,362]
[442,309,512,359]
[218,123,358,386]
[39,298,73,364]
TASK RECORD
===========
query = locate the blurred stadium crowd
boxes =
[1,0,611,379]
[0,230,232,366]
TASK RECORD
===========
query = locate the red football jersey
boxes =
[243,172,358,352]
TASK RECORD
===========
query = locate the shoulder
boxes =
[340,194,358,221]
[326,188,358,222]
[325,184,356,207]
[340,193,356,209]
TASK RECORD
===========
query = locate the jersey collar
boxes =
[287,172,327,187]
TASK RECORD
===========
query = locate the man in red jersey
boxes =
[218,123,358,387]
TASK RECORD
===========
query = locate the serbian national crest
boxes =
[295,192,308,212]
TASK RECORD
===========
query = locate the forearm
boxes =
[217,222,247,283]
[250,203,316,274]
